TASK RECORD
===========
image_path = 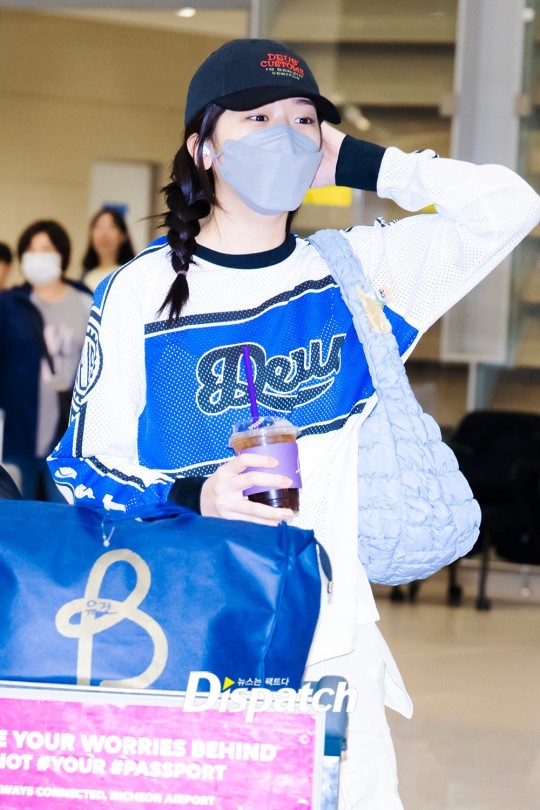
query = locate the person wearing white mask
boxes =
[48,39,539,809]
[0,220,91,500]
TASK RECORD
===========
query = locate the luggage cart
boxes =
[0,677,348,809]
[312,675,349,810]
[0,498,346,807]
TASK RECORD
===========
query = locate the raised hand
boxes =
[311,122,346,189]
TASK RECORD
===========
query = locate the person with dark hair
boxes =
[0,242,12,290]
[82,206,135,291]
[49,39,540,808]
[0,220,92,500]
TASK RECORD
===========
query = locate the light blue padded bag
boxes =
[310,229,480,585]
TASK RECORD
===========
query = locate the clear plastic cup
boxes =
[228,416,302,513]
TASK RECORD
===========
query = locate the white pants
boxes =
[304,623,413,810]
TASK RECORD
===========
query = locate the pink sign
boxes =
[0,691,320,809]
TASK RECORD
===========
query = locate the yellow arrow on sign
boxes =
[223,677,235,691]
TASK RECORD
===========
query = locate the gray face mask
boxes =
[211,124,323,215]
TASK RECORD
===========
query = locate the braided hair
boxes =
[160,103,224,321]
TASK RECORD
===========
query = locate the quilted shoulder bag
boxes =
[309,228,480,585]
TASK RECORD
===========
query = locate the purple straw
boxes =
[242,345,259,421]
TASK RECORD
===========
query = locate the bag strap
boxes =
[309,229,388,346]
[308,229,417,404]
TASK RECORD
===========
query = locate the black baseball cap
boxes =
[185,38,341,127]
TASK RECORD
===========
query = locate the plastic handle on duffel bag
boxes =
[99,503,334,590]
[99,502,193,527]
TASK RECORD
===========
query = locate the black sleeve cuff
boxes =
[335,135,386,192]
[168,476,206,515]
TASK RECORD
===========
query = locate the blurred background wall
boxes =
[1,1,539,428]
[0,9,230,260]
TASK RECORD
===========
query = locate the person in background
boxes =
[81,206,135,292]
[0,242,13,289]
[48,38,540,809]
[0,220,92,500]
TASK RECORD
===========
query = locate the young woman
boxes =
[0,220,92,500]
[81,206,135,292]
[48,39,540,809]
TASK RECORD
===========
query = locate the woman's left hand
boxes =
[311,122,346,189]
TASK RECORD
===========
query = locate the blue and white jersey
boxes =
[53,230,418,508]
[140,264,418,475]
[51,234,416,505]
[48,146,540,661]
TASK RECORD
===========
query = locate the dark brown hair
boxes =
[159,103,223,321]
[82,206,136,272]
[17,220,71,272]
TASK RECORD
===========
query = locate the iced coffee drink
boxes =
[229,417,301,512]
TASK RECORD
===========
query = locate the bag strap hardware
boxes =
[315,541,333,593]
[355,286,391,334]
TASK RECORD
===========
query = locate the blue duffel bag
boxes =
[0,501,328,692]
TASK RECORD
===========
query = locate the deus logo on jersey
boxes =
[196,337,346,414]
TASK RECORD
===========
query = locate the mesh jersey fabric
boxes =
[48,145,540,664]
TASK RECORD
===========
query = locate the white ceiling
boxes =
[0,0,251,36]
[45,8,250,37]
[0,0,249,7]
